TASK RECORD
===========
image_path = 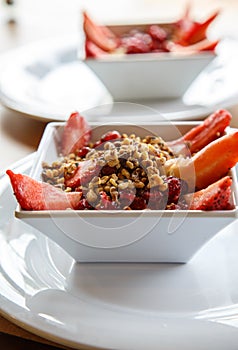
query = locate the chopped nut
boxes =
[150,174,163,186]
[52,169,59,177]
[104,142,115,150]
[122,138,130,145]
[108,159,119,167]
[42,161,50,168]
[159,182,168,192]
[111,173,118,181]
[126,160,134,169]
[109,178,118,187]
[141,159,153,168]
[52,161,62,167]
[141,151,149,160]
[95,186,103,194]
[129,134,136,139]
[118,181,129,190]
[104,185,111,193]
[86,190,98,203]
[121,168,130,179]
[56,177,65,184]
[45,169,53,178]
[65,187,72,192]
[110,186,118,201]
[133,150,140,159]
[101,176,109,184]
[98,159,106,167]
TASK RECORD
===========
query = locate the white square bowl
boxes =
[15,121,238,263]
[82,23,216,101]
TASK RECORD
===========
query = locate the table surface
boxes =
[1,0,238,349]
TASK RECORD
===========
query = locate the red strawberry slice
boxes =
[167,109,232,155]
[177,11,220,46]
[61,112,91,156]
[83,11,118,52]
[65,160,100,188]
[7,170,82,210]
[169,38,219,54]
[85,40,109,58]
[184,176,234,210]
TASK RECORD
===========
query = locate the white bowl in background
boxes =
[84,52,215,101]
[82,23,216,101]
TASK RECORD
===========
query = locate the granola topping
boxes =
[42,132,188,210]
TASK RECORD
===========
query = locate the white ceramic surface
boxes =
[2,155,238,349]
[84,51,214,101]
[15,121,238,263]
[1,37,238,122]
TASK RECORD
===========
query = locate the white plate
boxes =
[2,155,238,349]
[1,37,238,122]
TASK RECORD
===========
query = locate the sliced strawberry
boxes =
[61,112,91,156]
[184,176,234,210]
[83,11,118,52]
[65,160,99,188]
[7,170,82,210]
[174,4,219,46]
[167,109,232,155]
[177,11,220,46]
[85,40,109,58]
[169,38,219,54]
[173,3,194,42]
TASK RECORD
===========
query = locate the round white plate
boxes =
[1,37,238,122]
[2,155,238,349]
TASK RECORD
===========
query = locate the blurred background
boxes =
[1,0,238,169]
[0,0,238,162]
[1,0,238,53]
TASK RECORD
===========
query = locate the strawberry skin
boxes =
[65,160,99,188]
[83,11,118,53]
[85,39,109,58]
[7,170,82,210]
[61,111,91,156]
[184,176,234,210]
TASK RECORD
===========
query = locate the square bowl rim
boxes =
[83,51,216,63]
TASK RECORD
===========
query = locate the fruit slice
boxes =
[61,111,91,156]
[83,11,118,53]
[166,131,238,191]
[167,109,232,155]
[169,38,219,53]
[173,4,219,46]
[7,170,82,210]
[85,39,109,58]
[184,176,234,210]
[64,160,99,188]
[175,10,220,46]
[192,131,238,190]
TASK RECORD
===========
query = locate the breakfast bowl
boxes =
[80,9,219,101]
[8,110,238,263]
